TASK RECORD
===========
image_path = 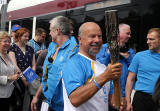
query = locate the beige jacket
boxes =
[0,53,16,98]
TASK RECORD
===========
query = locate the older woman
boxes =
[8,28,36,111]
[0,31,20,111]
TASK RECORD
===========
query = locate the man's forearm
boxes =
[34,83,42,98]
[69,65,120,107]
[69,63,122,107]
[69,74,108,107]
[125,76,135,103]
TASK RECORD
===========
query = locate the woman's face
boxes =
[0,37,11,52]
[19,32,29,44]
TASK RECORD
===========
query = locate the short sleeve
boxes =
[62,59,85,96]
[128,53,140,74]
[8,44,16,52]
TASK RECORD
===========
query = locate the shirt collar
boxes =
[60,37,70,49]
[78,52,95,62]
[60,36,76,49]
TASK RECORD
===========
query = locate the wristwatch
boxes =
[7,76,11,81]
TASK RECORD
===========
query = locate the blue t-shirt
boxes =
[62,53,110,111]
[63,54,94,96]
[128,50,160,95]
[29,39,46,53]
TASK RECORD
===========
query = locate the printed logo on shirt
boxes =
[99,86,108,103]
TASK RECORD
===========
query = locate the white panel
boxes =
[7,0,54,12]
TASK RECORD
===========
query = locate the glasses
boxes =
[0,40,11,43]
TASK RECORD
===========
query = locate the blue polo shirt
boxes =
[48,41,57,52]
[42,36,79,111]
[128,50,160,95]
[63,53,95,96]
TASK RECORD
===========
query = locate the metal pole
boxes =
[8,20,11,34]
[0,3,8,31]
[32,16,37,39]
[0,0,11,31]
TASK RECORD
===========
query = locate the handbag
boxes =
[12,81,23,107]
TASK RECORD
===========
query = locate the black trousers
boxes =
[132,91,159,111]
[48,107,55,111]
[0,98,10,111]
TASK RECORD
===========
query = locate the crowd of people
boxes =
[0,15,160,111]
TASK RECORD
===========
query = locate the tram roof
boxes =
[6,0,101,21]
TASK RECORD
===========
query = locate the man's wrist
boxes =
[33,95,39,99]
[125,98,131,103]
[7,76,11,81]
[93,78,101,89]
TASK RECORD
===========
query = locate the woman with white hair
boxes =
[0,31,20,111]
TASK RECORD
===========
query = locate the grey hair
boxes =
[49,16,70,35]
[119,23,130,32]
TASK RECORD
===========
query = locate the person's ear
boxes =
[78,36,82,45]
[56,28,61,35]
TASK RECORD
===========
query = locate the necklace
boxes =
[2,53,8,60]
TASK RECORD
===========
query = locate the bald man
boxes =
[62,22,122,111]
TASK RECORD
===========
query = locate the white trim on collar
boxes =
[78,52,95,62]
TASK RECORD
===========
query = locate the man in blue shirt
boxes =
[125,28,160,111]
[31,16,79,111]
[62,22,123,111]
[97,23,135,108]
[29,28,47,60]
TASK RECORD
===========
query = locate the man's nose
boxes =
[94,36,101,42]
[128,34,131,38]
